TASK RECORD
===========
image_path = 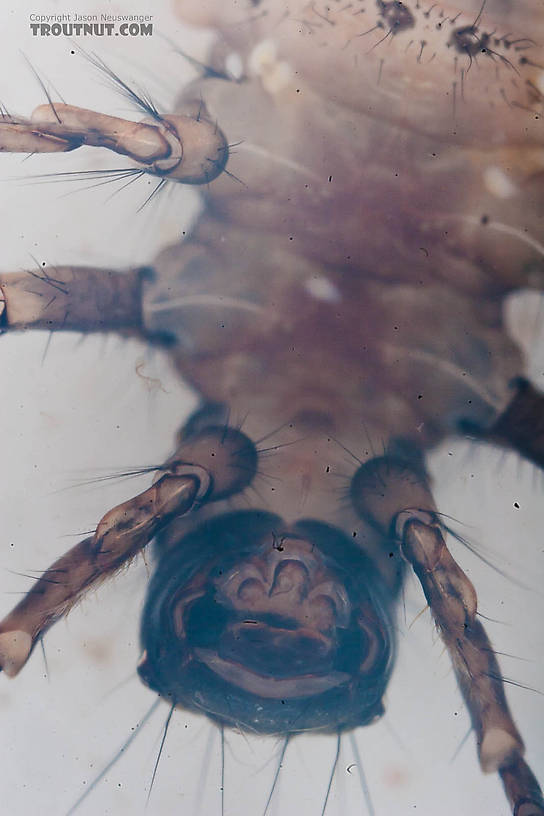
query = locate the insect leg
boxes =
[351,456,544,816]
[462,378,544,470]
[0,98,228,183]
[0,106,170,161]
[0,471,200,679]
[0,264,153,340]
[0,421,256,680]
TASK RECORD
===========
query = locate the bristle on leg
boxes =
[0,421,257,678]
[351,454,544,814]
[0,265,150,336]
[0,473,200,677]
[0,101,228,184]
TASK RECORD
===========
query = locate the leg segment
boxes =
[0,473,200,678]
[0,107,170,161]
[0,423,257,678]
[463,378,544,470]
[0,96,228,184]
[351,456,544,815]
[0,264,149,336]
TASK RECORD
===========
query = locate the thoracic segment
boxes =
[175,0,544,146]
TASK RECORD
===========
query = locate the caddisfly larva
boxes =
[0,0,543,813]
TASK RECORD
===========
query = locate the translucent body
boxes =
[0,0,542,813]
[143,0,543,522]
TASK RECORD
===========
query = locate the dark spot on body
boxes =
[450,25,490,57]
[377,0,415,33]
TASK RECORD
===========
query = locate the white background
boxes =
[0,1,542,814]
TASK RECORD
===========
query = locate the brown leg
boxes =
[501,756,544,816]
[351,456,544,816]
[0,95,227,184]
[0,421,257,678]
[0,264,151,337]
[472,379,544,471]
[0,472,200,677]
